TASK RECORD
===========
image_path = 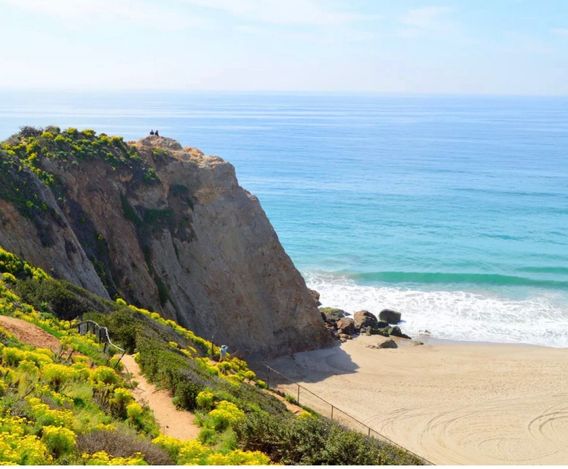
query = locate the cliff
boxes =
[0,127,333,358]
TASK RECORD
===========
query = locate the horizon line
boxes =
[1,87,568,99]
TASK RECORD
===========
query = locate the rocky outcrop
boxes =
[353,310,378,330]
[0,131,333,358]
[379,309,402,324]
[336,317,355,335]
[320,307,348,323]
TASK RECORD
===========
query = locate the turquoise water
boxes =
[1,92,568,345]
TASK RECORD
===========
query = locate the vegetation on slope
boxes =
[1,126,157,187]
[0,246,423,465]
[0,249,267,465]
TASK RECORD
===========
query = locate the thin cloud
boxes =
[0,0,208,30]
[399,6,454,37]
[179,0,379,27]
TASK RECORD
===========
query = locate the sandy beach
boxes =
[266,336,568,465]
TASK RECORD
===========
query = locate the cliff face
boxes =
[0,129,332,358]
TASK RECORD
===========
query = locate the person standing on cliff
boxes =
[219,345,228,362]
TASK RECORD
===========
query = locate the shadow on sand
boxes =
[251,343,359,385]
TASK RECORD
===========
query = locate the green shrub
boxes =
[126,401,143,421]
[173,380,203,410]
[14,277,111,320]
[205,400,245,432]
[41,426,76,458]
[234,411,423,465]
[90,366,119,386]
[1,272,17,284]
[196,390,215,410]
[42,364,78,391]
[2,347,26,367]
[109,387,134,418]
[0,433,52,464]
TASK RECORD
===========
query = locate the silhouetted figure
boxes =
[150,130,155,135]
[155,130,160,137]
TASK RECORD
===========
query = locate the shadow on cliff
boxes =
[251,343,358,385]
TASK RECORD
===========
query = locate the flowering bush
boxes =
[90,366,120,386]
[27,397,74,428]
[152,435,269,465]
[196,390,215,410]
[109,387,134,418]
[82,450,147,465]
[206,400,246,431]
[42,363,78,390]
[41,426,77,458]
[0,432,52,464]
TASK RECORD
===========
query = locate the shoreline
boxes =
[266,335,568,465]
[306,271,568,348]
[414,334,567,349]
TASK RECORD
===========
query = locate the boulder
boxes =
[353,310,379,330]
[370,325,411,339]
[379,309,401,324]
[372,326,391,337]
[389,326,403,337]
[336,317,356,335]
[309,289,322,306]
[378,339,398,349]
[320,307,349,323]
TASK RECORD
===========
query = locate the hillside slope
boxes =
[0,246,423,465]
[0,127,332,358]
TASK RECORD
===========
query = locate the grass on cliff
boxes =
[1,126,156,184]
[0,246,424,465]
[0,127,158,223]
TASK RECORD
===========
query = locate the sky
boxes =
[1,0,567,95]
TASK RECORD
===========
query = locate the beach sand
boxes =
[265,336,568,465]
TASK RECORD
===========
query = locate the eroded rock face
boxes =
[0,135,333,358]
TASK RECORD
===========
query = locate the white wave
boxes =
[305,271,568,348]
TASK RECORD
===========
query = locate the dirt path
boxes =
[121,354,200,440]
[0,315,61,352]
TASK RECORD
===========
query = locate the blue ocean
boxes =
[1,92,568,346]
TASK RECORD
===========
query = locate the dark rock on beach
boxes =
[379,309,402,324]
[378,339,398,349]
[353,310,379,330]
[320,307,349,323]
[336,317,356,335]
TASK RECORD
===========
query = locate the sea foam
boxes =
[305,271,568,347]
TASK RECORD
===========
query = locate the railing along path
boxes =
[263,363,433,465]
[77,319,126,368]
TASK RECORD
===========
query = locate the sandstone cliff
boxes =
[0,128,333,357]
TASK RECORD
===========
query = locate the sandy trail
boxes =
[267,336,568,465]
[0,315,61,352]
[0,315,201,440]
[121,354,200,440]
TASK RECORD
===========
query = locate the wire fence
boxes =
[77,319,126,368]
[263,363,432,465]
